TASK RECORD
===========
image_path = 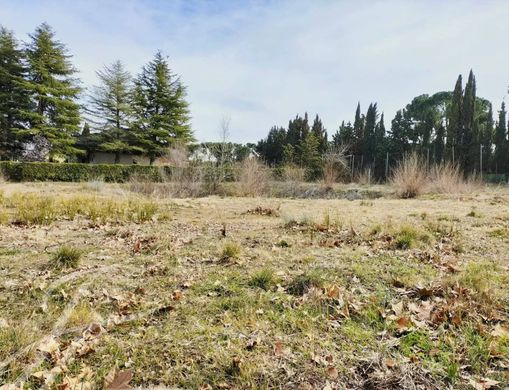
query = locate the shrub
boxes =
[391,153,427,198]
[427,162,482,194]
[323,145,348,187]
[236,158,270,197]
[0,161,167,183]
[51,246,82,269]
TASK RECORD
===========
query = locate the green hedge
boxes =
[0,162,169,182]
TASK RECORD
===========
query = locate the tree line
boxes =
[0,23,192,163]
[257,70,509,180]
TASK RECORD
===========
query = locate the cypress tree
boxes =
[24,23,81,159]
[494,102,507,173]
[132,51,193,164]
[353,102,364,157]
[446,75,463,163]
[0,26,32,159]
[362,103,378,167]
[461,70,476,172]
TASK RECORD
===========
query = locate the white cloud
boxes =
[1,0,509,142]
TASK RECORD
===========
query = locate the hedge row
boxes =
[0,162,169,182]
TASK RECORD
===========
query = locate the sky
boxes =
[1,0,509,143]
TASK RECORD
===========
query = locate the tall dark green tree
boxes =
[311,114,328,154]
[24,23,81,158]
[132,51,193,163]
[0,26,32,159]
[446,75,463,163]
[362,103,378,168]
[461,70,477,172]
[480,103,494,173]
[352,102,364,156]
[256,125,286,166]
[88,60,135,163]
[494,102,507,173]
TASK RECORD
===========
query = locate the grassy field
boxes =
[1,182,509,389]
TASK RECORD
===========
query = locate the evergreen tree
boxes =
[389,109,411,159]
[480,103,494,173]
[332,121,354,148]
[0,26,32,159]
[132,51,193,163]
[300,132,322,179]
[494,102,507,173]
[362,103,378,167]
[461,70,477,172]
[311,114,328,154]
[24,23,81,158]
[256,125,286,165]
[353,102,364,157]
[374,112,387,178]
[88,60,135,163]
[446,75,463,163]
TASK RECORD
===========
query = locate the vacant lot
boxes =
[1,182,509,389]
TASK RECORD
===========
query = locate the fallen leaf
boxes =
[172,290,183,301]
[326,366,338,379]
[395,316,413,330]
[273,340,284,356]
[104,369,132,390]
[468,377,500,390]
[325,284,342,299]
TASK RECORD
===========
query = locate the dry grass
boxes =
[391,153,427,198]
[1,181,508,389]
[236,158,270,197]
[323,145,348,188]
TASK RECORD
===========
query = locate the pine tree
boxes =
[24,23,81,159]
[132,51,192,163]
[88,60,135,163]
[494,102,507,173]
[311,114,328,154]
[300,132,322,179]
[0,26,32,159]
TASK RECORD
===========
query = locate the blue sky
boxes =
[1,0,509,143]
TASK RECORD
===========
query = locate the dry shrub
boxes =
[283,164,306,183]
[128,173,158,196]
[236,158,270,197]
[323,146,348,188]
[427,163,482,194]
[391,153,427,199]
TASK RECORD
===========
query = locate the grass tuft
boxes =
[248,269,276,290]
[51,246,82,269]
